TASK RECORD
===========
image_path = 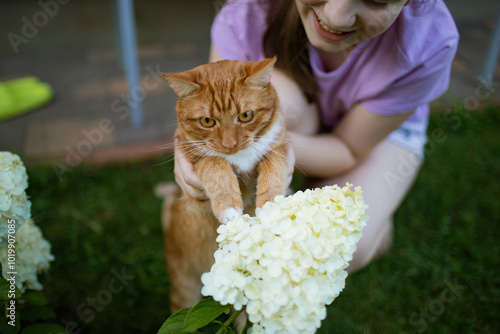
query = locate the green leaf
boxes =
[183,298,232,332]
[20,324,66,334]
[158,298,232,334]
[158,307,192,334]
[20,305,57,322]
[0,313,20,334]
[22,291,48,306]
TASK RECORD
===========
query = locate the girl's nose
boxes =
[322,0,357,30]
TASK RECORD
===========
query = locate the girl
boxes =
[174,0,459,272]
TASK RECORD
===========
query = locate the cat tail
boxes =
[154,182,180,233]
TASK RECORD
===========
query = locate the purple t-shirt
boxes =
[211,0,459,156]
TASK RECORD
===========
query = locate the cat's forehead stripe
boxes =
[207,79,238,115]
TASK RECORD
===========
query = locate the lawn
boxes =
[21,104,500,333]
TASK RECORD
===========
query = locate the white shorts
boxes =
[386,109,429,160]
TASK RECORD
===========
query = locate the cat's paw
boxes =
[221,207,243,224]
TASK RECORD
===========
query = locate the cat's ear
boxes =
[244,56,277,88]
[161,71,200,97]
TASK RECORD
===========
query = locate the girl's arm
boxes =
[290,104,413,178]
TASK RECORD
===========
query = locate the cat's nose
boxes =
[221,139,237,151]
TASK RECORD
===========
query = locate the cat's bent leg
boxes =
[165,197,219,313]
[167,254,203,313]
[163,198,204,313]
[194,156,243,223]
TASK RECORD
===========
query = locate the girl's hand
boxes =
[174,140,208,200]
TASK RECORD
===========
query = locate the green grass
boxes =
[25,105,500,333]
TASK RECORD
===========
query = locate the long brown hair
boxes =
[217,0,432,103]
[262,0,318,103]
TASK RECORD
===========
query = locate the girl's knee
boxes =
[347,218,393,273]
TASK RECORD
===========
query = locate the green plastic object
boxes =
[0,77,53,121]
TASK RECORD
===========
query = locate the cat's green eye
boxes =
[200,117,215,128]
[238,111,254,123]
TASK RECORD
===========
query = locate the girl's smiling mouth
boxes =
[313,11,356,41]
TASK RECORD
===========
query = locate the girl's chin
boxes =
[310,37,358,53]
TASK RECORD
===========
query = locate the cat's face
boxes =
[162,58,280,156]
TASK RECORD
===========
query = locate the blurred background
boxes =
[0,0,499,164]
[1,0,216,164]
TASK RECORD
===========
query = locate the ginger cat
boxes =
[156,57,289,313]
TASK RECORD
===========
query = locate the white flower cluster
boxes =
[201,184,368,334]
[0,219,55,292]
[0,152,54,292]
[0,152,31,245]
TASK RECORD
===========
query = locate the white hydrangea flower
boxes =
[0,152,54,293]
[202,184,368,333]
[0,219,55,292]
[0,152,32,246]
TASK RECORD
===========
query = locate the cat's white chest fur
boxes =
[220,117,283,173]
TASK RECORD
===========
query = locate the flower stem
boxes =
[215,308,245,334]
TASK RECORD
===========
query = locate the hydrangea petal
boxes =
[202,184,368,333]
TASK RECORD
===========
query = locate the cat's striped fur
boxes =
[158,58,289,313]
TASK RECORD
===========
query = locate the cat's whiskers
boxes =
[151,138,214,167]
[164,122,179,131]
[146,137,209,152]
[153,156,176,167]
[245,143,286,179]
[146,143,176,152]
[153,146,190,166]
[196,145,218,158]
[183,146,208,164]
[183,143,212,158]
[177,139,208,145]
[251,140,285,161]
[241,141,270,165]
[252,140,308,176]
[148,143,185,153]
[253,135,288,146]
[287,137,324,150]
[154,143,204,166]
[177,139,208,149]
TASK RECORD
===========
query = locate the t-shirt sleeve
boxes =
[210,1,267,62]
[362,38,458,115]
